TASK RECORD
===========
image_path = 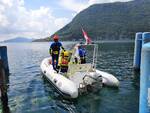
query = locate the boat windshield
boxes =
[67,44,98,76]
[70,44,98,67]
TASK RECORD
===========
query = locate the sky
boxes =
[0,0,133,41]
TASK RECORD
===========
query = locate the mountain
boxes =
[3,37,33,43]
[41,0,150,41]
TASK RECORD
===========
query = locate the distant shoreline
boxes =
[0,40,135,44]
[94,40,134,43]
[35,40,135,43]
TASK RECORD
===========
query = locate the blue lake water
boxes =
[0,42,139,113]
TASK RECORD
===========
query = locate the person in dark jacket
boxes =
[78,45,86,64]
[49,34,65,71]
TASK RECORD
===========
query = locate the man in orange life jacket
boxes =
[49,34,65,71]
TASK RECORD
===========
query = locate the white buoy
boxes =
[139,42,150,113]
[133,32,142,70]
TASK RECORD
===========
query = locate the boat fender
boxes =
[89,72,98,78]
[96,74,102,82]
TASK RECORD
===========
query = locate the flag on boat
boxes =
[82,28,92,44]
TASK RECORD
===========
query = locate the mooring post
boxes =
[139,42,150,113]
[133,32,143,71]
[0,46,9,76]
[0,46,10,113]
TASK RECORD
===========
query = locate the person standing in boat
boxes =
[59,51,70,73]
[74,44,86,64]
[49,34,65,71]
[78,45,86,64]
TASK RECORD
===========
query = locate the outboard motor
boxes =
[86,73,103,92]
[79,72,103,94]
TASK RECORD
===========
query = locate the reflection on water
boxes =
[0,42,139,113]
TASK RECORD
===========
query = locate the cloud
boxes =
[60,0,133,15]
[54,18,69,28]
[0,0,133,41]
[59,0,88,13]
[0,0,70,41]
[88,0,133,5]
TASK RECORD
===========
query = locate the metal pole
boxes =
[92,44,98,69]
[92,44,96,68]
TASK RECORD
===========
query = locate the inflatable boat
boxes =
[41,44,119,98]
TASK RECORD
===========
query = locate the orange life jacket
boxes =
[61,57,69,66]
